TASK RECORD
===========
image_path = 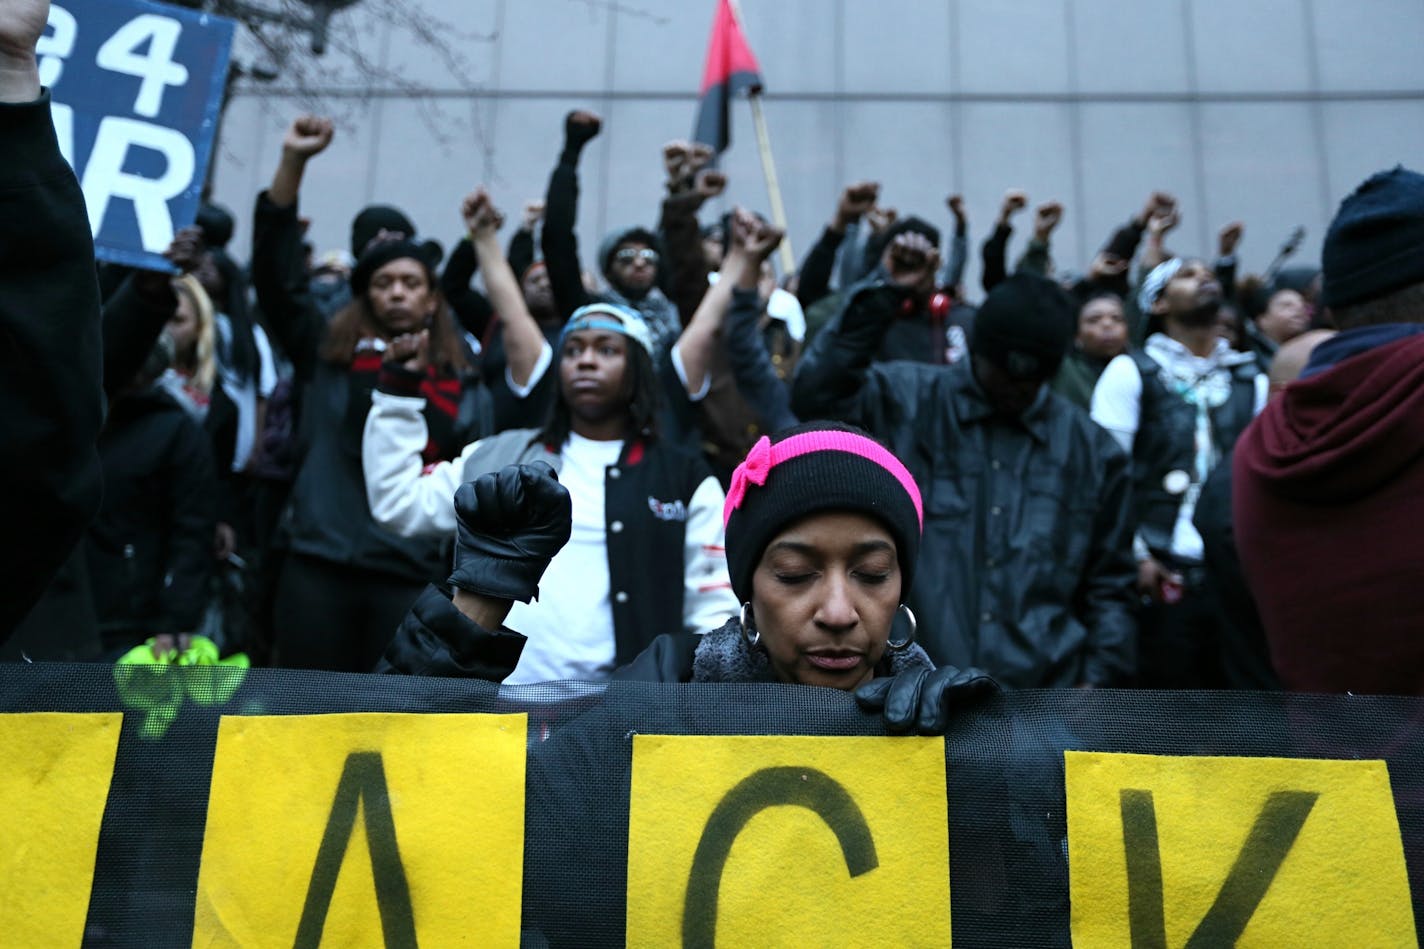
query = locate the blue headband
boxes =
[557,304,654,355]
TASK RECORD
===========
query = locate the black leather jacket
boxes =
[791,279,1138,686]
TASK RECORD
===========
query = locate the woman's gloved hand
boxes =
[853,665,1000,736]
[447,462,572,603]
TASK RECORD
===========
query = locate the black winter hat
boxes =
[1322,166,1424,309]
[351,204,417,259]
[349,235,443,297]
[722,422,924,604]
[195,202,235,250]
[971,272,1076,380]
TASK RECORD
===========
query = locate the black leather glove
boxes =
[853,665,999,736]
[447,462,572,603]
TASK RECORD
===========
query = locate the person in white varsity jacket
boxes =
[364,192,736,682]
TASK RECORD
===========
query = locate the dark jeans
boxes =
[1136,580,1226,690]
[272,553,427,672]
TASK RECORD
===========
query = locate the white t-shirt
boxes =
[503,433,625,684]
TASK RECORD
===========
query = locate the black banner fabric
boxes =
[2,662,1420,947]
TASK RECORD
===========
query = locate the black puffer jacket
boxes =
[792,279,1138,687]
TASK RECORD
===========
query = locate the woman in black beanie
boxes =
[381,421,996,734]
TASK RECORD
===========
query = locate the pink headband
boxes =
[723,431,925,528]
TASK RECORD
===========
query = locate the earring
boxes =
[740,602,760,647]
[887,604,917,650]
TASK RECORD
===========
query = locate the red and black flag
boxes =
[693,0,764,154]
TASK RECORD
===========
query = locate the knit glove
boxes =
[448,462,572,603]
[854,664,999,735]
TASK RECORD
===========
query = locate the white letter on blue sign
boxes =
[95,14,190,119]
[82,118,195,254]
[38,5,78,88]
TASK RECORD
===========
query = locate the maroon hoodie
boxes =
[1234,332,1424,695]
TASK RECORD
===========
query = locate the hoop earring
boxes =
[740,602,760,647]
[887,604,916,650]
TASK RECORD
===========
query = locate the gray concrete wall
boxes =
[210,0,1424,297]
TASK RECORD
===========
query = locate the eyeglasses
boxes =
[615,248,659,265]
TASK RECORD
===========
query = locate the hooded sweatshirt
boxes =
[1233,332,1424,695]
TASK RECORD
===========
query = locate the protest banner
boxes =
[1,664,1420,945]
[38,0,234,269]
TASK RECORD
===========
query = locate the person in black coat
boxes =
[87,341,218,654]
[251,116,493,672]
[0,3,104,644]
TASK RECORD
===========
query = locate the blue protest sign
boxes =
[39,0,235,269]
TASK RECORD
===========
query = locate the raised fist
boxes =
[448,462,573,604]
[1218,220,1244,257]
[1147,206,1180,239]
[693,169,727,201]
[885,231,939,298]
[461,188,504,236]
[731,207,783,264]
[282,115,334,159]
[865,205,899,236]
[0,0,49,72]
[564,110,602,147]
[998,189,1028,224]
[1034,201,1064,239]
[1140,190,1177,224]
[835,181,880,230]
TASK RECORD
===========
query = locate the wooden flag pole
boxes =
[747,92,796,275]
[728,0,795,275]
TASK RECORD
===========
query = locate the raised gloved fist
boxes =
[854,664,999,735]
[447,462,572,603]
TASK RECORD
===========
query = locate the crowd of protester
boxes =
[6,0,1422,698]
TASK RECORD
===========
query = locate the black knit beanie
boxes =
[971,272,1076,380]
[349,236,443,297]
[722,422,924,604]
[1322,166,1424,309]
[351,205,417,259]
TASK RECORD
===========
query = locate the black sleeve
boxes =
[507,228,535,285]
[1104,219,1146,263]
[439,237,495,338]
[980,223,1012,294]
[610,631,698,682]
[250,191,326,381]
[790,277,901,424]
[375,584,528,680]
[101,273,177,398]
[796,225,848,310]
[725,288,797,431]
[0,93,105,641]
[1215,256,1238,303]
[660,191,711,324]
[161,417,219,632]
[540,142,594,321]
